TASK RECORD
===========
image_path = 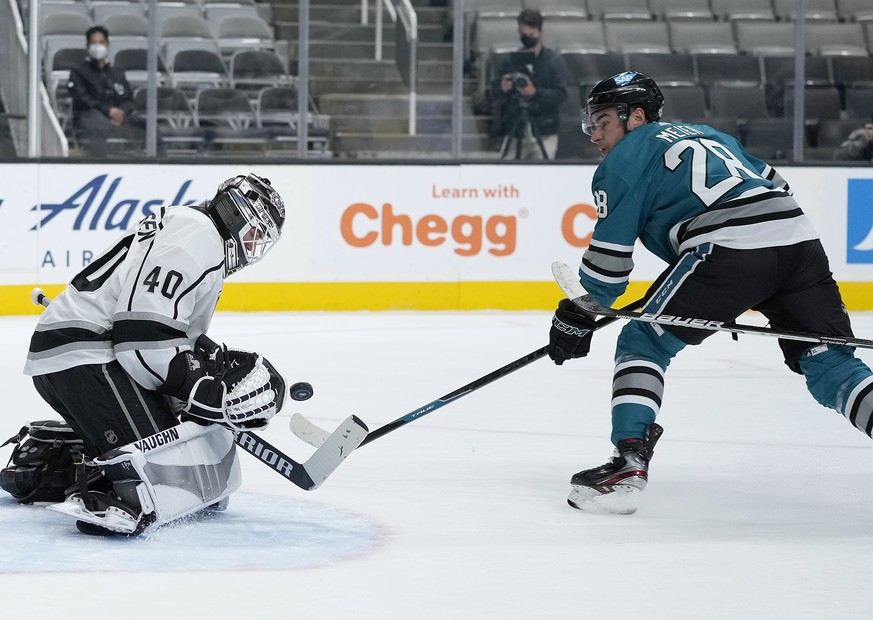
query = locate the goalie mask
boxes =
[582,71,664,136]
[206,174,286,276]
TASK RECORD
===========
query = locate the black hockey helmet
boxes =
[582,71,664,135]
[206,173,286,275]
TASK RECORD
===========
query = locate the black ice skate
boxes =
[48,490,153,535]
[568,423,663,515]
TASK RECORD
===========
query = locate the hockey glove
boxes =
[161,338,286,430]
[548,298,597,365]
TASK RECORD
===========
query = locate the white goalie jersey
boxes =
[24,206,226,391]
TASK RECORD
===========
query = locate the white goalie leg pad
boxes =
[96,421,242,527]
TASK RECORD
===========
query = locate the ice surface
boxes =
[2,310,873,619]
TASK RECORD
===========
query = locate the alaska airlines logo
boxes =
[847,179,873,264]
[30,175,200,231]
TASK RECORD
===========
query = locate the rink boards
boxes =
[0,162,871,313]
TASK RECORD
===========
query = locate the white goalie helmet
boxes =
[206,174,286,276]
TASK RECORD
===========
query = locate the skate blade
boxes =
[47,498,139,534]
[567,485,640,515]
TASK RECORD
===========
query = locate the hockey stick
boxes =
[290,296,645,449]
[552,262,873,351]
[29,288,367,490]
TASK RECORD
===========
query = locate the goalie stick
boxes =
[290,296,645,449]
[29,288,366,491]
[552,262,873,351]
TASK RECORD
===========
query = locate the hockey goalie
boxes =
[0,174,287,535]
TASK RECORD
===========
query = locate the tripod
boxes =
[499,100,548,160]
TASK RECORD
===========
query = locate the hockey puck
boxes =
[289,382,314,401]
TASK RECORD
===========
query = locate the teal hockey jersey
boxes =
[580,122,819,306]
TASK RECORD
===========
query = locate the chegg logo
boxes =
[340,202,517,256]
[561,203,597,247]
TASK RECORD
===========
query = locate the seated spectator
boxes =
[834,117,873,162]
[68,26,144,157]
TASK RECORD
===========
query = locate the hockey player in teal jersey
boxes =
[547,71,873,515]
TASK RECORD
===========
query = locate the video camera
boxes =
[504,51,535,92]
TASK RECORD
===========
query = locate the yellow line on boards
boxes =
[2,281,872,314]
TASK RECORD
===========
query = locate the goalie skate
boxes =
[48,491,151,535]
[568,423,663,515]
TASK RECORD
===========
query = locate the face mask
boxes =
[88,43,108,61]
[520,35,538,49]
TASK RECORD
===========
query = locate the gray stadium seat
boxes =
[659,85,708,122]
[604,21,671,54]
[229,49,291,94]
[215,15,275,55]
[133,86,206,154]
[113,48,169,89]
[102,14,149,38]
[91,4,143,25]
[562,51,627,91]
[783,86,842,121]
[256,86,330,155]
[195,87,270,153]
[40,1,91,21]
[649,0,714,21]
[522,0,587,17]
[837,0,873,22]
[625,53,696,87]
[548,20,606,53]
[204,3,262,36]
[134,86,195,130]
[587,0,652,21]
[742,118,796,161]
[669,22,738,55]
[763,56,832,88]
[695,54,761,87]
[42,12,93,36]
[832,56,873,89]
[710,0,776,22]
[160,14,215,41]
[845,87,873,119]
[805,23,868,56]
[773,0,839,21]
[735,22,795,56]
[150,3,204,21]
[708,86,770,120]
[45,46,86,134]
[170,48,229,94]
[471,14,519,60]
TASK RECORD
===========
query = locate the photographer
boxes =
[492,9,568,160]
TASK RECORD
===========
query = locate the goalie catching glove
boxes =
[548,298,597,365]
[159,335,286,430]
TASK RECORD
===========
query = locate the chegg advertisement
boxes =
[317,165,665,281]
[0,163,870,312]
